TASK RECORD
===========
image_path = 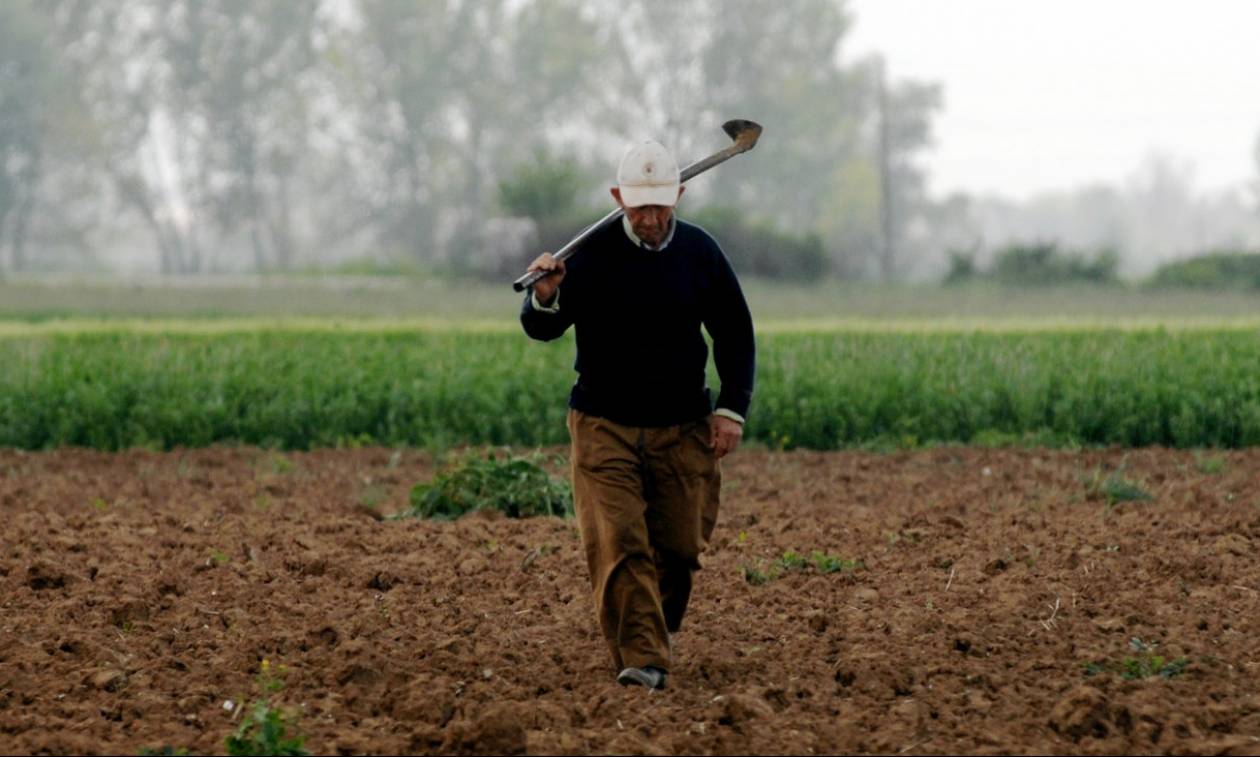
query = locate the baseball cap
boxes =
[617,140,681,207]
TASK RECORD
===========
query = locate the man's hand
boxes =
[527,252,565,306]
[709,414,743,459]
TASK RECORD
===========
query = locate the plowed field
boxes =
[2,446,1258,755]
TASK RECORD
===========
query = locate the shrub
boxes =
[498,149,600,266]
[945,242,1118,286]
[688,206,829,281]
[1147,251,1260,290]
[943,248,978,284]
[990,242,1118,286]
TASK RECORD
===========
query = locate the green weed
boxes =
[808,552,864,573]
[1084,638,1190,680]
[741,564,778,586]
[267,454,295,475]
[1084,465,1153,506]
[357,485,387,509]
[1195,453,1227,474]
[776,551,810,572]
[394,450,572,520]
[745,550,862,585]
[225,659,307,756]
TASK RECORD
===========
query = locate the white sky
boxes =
[846,0,1260,201]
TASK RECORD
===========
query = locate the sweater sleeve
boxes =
[520,285,575,342]
[701,243,755,420]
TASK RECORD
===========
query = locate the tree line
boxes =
[0,0,942,280]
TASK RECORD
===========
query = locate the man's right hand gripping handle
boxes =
[527,252,566,307]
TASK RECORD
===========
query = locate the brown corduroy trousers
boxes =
[567,408,722,673]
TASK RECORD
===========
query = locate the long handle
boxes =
[512,120,762,292]
[512,207,624,292]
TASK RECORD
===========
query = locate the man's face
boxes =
[611,186,685,247]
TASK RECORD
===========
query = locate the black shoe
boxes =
[617,666,667,690]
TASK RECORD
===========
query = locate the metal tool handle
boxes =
[512,208,624,292]
[511,119,762,293]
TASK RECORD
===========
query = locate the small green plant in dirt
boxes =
[138,747,189,756]
[267,454,295,475]
[775,550,863,574]
[745,550,862,584]
[741,563,778,586]
[520,543,557,570]
[776,551,810,572]
[1084,465,1153,506]
[357,484,387,510]
[1194,453,1227,475]
[394,450,572,520]
[808,551,864,574]
[225,659,308,757]
[1084,638,1189,680]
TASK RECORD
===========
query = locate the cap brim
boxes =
[619,183,680,208]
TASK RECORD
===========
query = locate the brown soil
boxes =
[1,446,1259,755]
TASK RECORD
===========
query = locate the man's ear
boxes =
[677,185,686,202]
[610,187,624,207]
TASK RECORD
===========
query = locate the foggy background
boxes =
[2,0,1259,284]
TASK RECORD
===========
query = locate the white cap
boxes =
[617,140,681,207]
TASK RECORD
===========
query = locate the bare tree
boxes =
[0,2,52,271]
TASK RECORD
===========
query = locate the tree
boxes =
[157,0,320,271]
[339,0,607,266]
[1252,131,1260,213]
[871,56,942,280]
[600,0,941,280]
[498,149,592,242]
[47,0,323,274]
[0,2,53,271]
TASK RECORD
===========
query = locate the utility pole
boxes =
[876,55,896,283]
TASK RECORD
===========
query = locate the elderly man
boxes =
[519,139,755,690]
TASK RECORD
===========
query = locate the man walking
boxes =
[519,139,755,690]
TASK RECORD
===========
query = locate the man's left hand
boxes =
[709,415,743,459]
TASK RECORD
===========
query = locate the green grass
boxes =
[1,327,1259,450]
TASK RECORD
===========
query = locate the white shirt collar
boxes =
[622,214,676,251]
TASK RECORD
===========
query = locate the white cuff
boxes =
[531,290,561,314]
[714,408,745,425]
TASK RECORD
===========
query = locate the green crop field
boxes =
[2,325,1258,451]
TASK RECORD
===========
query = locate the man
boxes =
[519,139,755,690]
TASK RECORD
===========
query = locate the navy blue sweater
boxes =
[520,219,755,427]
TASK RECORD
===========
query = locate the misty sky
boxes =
[847,0,1260,201]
